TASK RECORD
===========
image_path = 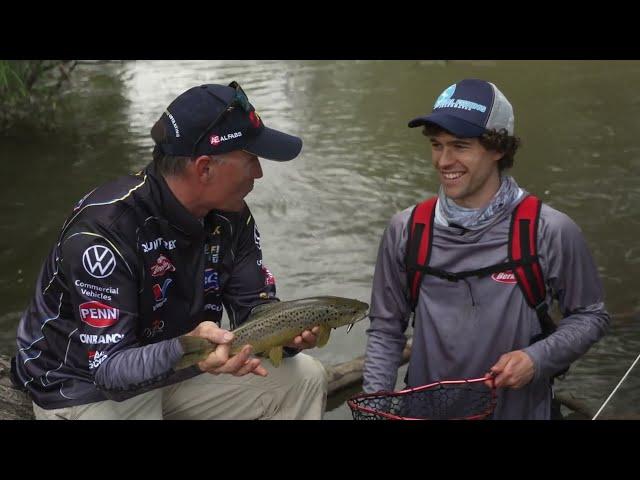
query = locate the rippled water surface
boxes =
[1,60,638,419]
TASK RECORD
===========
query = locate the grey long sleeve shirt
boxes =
[363,198,609,419]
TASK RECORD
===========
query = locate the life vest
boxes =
[405,195,558,345]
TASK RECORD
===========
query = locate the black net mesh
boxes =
[348,379,496,420]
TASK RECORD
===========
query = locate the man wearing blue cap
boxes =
[12,82,328,419]
[362,79,610,419]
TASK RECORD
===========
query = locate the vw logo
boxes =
[82,245,116,279]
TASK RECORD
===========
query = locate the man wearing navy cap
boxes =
[362,79,610,419]
[12,82,328,419]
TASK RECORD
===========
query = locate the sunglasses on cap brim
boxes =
[191,81,253,157]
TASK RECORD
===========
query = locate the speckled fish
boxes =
[176,296,369,369]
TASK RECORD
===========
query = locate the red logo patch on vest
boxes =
[491,271,517,284]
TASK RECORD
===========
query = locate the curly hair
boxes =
[421,123,521,171]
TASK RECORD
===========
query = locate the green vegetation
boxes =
[0,60,77,130]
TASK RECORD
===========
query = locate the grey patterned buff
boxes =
[436,175,525,230]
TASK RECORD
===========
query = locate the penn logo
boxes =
[79,301,120,328]
[491,271,517,284]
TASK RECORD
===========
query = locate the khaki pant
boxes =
[33,353,328,420]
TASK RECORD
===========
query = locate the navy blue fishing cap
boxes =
[151,82,302,161]
[408,79,514,137]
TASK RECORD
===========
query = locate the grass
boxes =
[0,60,78,130]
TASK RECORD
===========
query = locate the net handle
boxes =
[352,375,495,401]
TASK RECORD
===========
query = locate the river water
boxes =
[1,60,638,419]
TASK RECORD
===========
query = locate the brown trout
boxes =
[176,296,369,369]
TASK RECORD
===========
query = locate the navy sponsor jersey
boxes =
[13,162,277,409]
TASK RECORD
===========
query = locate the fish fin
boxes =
[268,346,283,367]
[316,325,331,348]
[250,302,278,316]
[175,351,209,370]
[178,336,213,354]
[176,336,215,369]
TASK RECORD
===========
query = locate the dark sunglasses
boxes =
[192,81,252,157]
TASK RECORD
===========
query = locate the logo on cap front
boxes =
[434,84,456,108]
[209,132,243,147]
[249,111,261,128]
[434,83,487,114]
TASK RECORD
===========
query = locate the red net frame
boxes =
[348,376,497,420]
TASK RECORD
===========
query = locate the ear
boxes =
[192,155,214,183]
[490,150,503,164]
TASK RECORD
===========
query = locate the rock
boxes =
[0,355,34,420]
[326,337,413,396]
[4,344,634,420]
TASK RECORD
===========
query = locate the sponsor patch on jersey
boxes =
[254,225,261,250]
[150,254,176,277]
[207,245,220,264]
[261,265,275,286]
[88,350,108,370]
[204,268,219,292]
[80,333,124,344]
[141,237,177,254]
[143,319,165,338]
[75,280,119,301]
[82,245,116,279]
[152,278,173,311]
[204,303,223,312]
[491,271,517,284]
[79,301,120,328]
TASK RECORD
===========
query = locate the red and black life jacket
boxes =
[405,194,557,344]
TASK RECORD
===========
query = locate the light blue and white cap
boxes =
[408,79,514,137]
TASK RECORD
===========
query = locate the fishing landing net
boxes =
[348,376,497,420]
